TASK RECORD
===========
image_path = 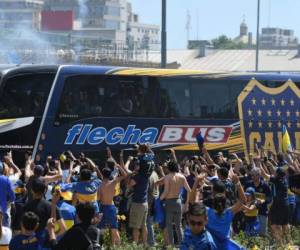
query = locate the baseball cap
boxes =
[245,187,255,197]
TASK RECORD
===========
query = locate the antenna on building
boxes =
[186,10,191,43]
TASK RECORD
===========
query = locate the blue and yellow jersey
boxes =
[244,201,259,217]
[70,178,102,212]
[71,178,101,202]
[9,234,41,250]
[56,200,76,231]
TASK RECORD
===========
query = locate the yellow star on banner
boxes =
[252,98,256,105]
[268,121,272,128]
[280,99,285,106]
[277,110,281,117]
[277,121,282,128]
[271,99,276,106]
[257,110,262,116]
[286,110,291,117]
[290,99,295,106]
[267,110,272,117]
[261,98,266,105]
[296,110,300,117]
[248,109,253,116]
[287,121,292,128]
[258,121,263,128]
[248,121,253,128]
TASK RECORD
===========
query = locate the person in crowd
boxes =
[51,185,76,231]
[0,161,15,227]
[0,209,12,250]
[9,212,41,250]
[127,164,150,245]
[242,187,260,236]
[160,160,191,247]
[245,167,272,236]
[3,151,22,191]
[25,159,62,202]
[98,161,128,246]
[190,173,245,249]
[180,202,216,250]
[259,162,290,245]
[23,178,65,247]
[146,165,159,247]
[47,202,102,250]
[70,159,102,216]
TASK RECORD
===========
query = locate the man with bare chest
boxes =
[98,164,127,246]
[160,161,191,246]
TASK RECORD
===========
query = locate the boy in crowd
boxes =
[180,202,216,250]
[23,178,65,247]
[9,212,41,250]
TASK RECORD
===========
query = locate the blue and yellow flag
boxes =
[282,124,293,153]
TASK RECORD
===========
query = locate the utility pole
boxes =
[161,0,167,68]
[255,0,260,72]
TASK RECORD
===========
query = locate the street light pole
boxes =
[161,0,167,68]
[255,0,260,72]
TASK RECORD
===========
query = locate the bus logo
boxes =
[64,124,158,145]
[238,79,300,156]
[157,125,233,144]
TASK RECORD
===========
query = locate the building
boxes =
[0,0,44,29]
[127,2,160,50]
[233,19,255,47]
[41,0,160,48]
[260,27,298,49]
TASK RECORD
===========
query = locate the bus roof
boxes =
[1,64,300,82]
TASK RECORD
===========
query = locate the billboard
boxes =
[41,11,73,31]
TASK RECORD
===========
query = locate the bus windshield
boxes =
[0,73,55,119]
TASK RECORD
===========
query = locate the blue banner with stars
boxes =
[238,79,300,156]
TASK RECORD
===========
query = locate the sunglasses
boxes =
[189,219,204,227]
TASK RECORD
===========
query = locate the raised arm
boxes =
[232,173,246,203]
[202,148,214,164]
[24,158,34,182]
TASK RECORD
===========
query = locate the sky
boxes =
[129,0,300,49]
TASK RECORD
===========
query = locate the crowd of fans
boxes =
[0,144,299,249]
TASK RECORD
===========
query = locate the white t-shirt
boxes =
[0,226,12,246]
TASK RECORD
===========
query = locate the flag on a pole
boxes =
[282,124,293,153]
[196,132,204,152]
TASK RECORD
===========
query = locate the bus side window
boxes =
[0,74,54,119]
[55,74,147,124]
[150,77,192,118]
[191,78,231,119]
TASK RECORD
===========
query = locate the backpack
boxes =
[77,226,102,250]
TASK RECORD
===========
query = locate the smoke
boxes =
[78,0,88,22]
[0,8,60,64]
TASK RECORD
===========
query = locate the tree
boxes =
[212,35,247,49]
